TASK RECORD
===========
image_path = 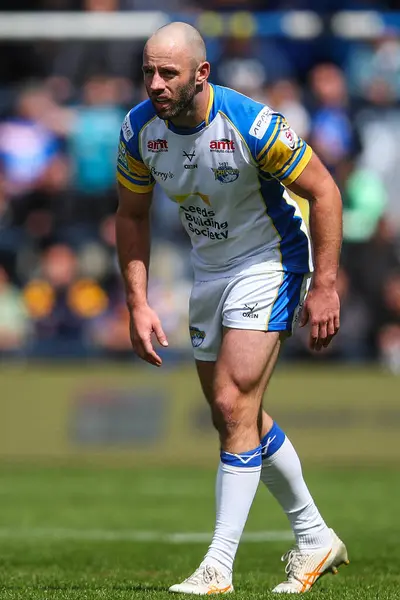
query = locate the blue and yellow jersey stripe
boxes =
[116,170,155,194]
[116,128,155,194]
[257,116,312,186]
[256,115,284,162]
[116,101,158,194]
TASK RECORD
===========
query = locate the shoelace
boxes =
[281,548,305,582]
[185,565,221,585]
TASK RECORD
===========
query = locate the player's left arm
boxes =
[288,153,342,352]
[255,114,342,351]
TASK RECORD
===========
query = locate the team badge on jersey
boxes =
[211,162,239,184]
[189,326,206,347]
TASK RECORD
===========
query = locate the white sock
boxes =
[202,445,262,577]
[260,423,331,551]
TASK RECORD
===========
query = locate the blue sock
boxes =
[221,444,262,470]
[260,422,286,460]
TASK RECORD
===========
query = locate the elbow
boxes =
[116,206,148,223]
[333,180,342,201]
[308,180,342,207]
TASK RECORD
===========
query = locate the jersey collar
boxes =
[165,83,216,135]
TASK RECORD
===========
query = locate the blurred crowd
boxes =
[3,0,400,10]
[0,1,400,370]
[3,0,400,11]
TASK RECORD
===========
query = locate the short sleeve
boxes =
[256,114,312,186]
[116,113,155,194]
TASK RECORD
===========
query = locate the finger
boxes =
[315,322,328,351]
[322,334,334,348]
[145,354,162,367]
[323,317,336,348]
[300,305,309,327]
[133,335,162,367]
[309,333,318,351]
[309,319,319,349]
[141,350,162,367]
[334,313,340,333]
[327,317,336,337]
[132,340,148,361]
[153,321,169,347]
[142,337,163,366]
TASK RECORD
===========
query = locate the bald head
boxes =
[145,22,206,67]
[142,21,210,123]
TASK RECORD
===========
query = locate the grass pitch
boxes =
[0,465,399,599]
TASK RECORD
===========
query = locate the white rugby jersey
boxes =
[117,84,313,280]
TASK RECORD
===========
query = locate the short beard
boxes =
[157,78,197,120]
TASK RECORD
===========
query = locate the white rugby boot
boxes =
[272,528,349,594]
[169,564,233,595]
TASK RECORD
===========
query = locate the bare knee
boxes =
[211,385,258,446]
[212,390,239,433]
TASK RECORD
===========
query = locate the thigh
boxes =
[197,331,282,406]
[212,329,282,450]
[196,360,215,405]
[189,278,227,361]
[197,341,280,439]
[257,339,281,435]
[215,328,281,398]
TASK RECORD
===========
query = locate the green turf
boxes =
[0,466,399,599]
[0,466,400,600]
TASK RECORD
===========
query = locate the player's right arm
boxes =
[116,111,168,366]
[116,183,168,367]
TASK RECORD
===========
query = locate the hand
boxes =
[300,285,340,352]
[129,305,168,367]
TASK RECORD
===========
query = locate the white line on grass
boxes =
[0,528,293,543]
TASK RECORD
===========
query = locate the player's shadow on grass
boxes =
[27,583,166,592]
[128,584,168,592]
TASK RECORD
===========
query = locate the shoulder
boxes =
[215,85,276,156]
[120,100,157,160]
[121,99,157,144]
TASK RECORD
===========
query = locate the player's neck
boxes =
[169,82,210,129]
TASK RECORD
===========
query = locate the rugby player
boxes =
[116,21,348,594]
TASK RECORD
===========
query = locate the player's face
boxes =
[143,46,198,120]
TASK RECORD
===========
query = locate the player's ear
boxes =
[196,61,210,85]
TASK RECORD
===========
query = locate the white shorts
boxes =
[189,264,312,361]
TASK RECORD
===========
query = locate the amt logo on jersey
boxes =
[212,162,239,184]
[147,139,168,152]
[209,139,235,153]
